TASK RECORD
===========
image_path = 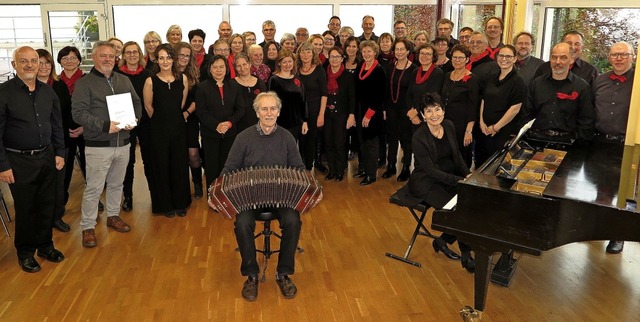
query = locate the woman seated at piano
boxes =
[407,92,474,273]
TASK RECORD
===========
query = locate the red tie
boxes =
[609,74,627,83]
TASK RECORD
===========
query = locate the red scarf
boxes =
[46,79,53,86]
[60,69,83,95]
[556,91,578,100]
[487,46,500,59]
[415,64,436,85]
[119,65,144,75]
[327,64,345,95]
[319,53,327,64]
[195,48,205,67]
[359,60,379,80]
[227,54,236,78]
[466,50,490,71]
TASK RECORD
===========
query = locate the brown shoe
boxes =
[106,216,131,233]
[275,274,297,299]
[241,275,259,301]
[82,229,97,248]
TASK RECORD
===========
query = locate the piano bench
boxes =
[385,188,437,267]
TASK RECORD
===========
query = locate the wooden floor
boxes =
[0,151,639,321]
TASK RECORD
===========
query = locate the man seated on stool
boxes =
[221,91,306,302]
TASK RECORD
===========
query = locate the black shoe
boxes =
[606,241,624,254]
[18,256,41,273]
[325,173,335,180]
[348,151,357,160]
[275,274,297,299]
[432,238,461,260]
[377,159,386,168]
[98,201,104,212]
[381,165,396,179]
[164,210,176,218]
[334,174,344,182]
[37,248,65,263]
[315,163,328,173]
[461,253,475,273]
[52,218,70,232]
[397,166,410,182]
[360,176,376,186]
[241,275,259,301]
[194,182,204,200]
[353,170,366,178]
[122,197,133,212]
[176,209,187,217]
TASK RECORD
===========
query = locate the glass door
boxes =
[41,4,106,73]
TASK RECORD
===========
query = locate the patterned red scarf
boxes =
[119,65,144,75]
[60,69,83,95]
[327,64,345,95]
[194,48,205,67]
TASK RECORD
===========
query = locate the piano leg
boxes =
[473,249,494,311]
[490,251,518,287]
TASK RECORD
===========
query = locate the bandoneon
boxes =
[207,166,323,219]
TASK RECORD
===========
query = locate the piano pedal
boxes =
[490,252,519,287]
[459,305,482,321]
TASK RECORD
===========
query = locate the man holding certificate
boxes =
[71,41,142,248]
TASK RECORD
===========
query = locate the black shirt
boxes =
[0,77,64,171]
[534,57,599,86]
[524,72,595,141]
[593,69,634,136]
[482,68,526,136]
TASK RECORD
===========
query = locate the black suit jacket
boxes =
[408,119,470,203]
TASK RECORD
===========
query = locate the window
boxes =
[0,5,43,78]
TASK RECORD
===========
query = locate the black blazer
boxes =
[408,119,470,203]
[195,79,246,138]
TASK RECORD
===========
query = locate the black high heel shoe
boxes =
[432,238,461,260]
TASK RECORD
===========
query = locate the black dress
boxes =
[298,65,328,170]
[149,75,191,213]
[385,62,417,167]
[441,72,480,167]
[232,77,267,132]
[268,75,307,139]
[354,62,386,177]
[475,69,526,166]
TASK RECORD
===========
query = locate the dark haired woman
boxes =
[263,40,279,74]
[407,92,474,273]
[475,45,526,166]
[382,38,416,182]
[196,55,246,190]
[36,49,71,231]
[440,45,480,167]
[324,47,356,181]
[56,46,88,209]
[116,41,153,211]
[175,41,204,199]
[142,44,191,217]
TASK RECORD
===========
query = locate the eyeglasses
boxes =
[178,54,190,59]
[435,43,448,47]
[39,61,52,66]
[329,55,343,60]
[468,40,485,45]
[61,56,78,62]
[609,53,632,59]
[451,56,467,61]
[18,58,39,65]
[215,48,230,53]
[497,54,514,60]
[419,52,434,56]
[144,39,159,44]
[324,38,335,42]
[124,51,138,56]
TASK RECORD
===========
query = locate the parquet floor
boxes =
[0,149,638,321]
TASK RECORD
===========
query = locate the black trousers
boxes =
[300,112,321,170]
[122,129,138,198]
[202,135,235,188]
[137,124,153,192]
[427,183,471,253]
[234,208,302,276]
[386,108,412,166]
[63,136,86,204]
[323,111,348,175]
[7,147,57,258]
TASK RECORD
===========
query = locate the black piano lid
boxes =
[543,139,631,210]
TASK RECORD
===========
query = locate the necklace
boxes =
[300,64,313,74]
[390,59,410,103]
[158,74,174,89]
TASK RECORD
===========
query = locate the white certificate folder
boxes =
[106,92,137,129]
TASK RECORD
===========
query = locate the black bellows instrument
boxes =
[207,166,323,219]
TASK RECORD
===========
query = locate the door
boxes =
[41,4,106,73]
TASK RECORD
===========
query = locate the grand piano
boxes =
[432,135,640,314]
